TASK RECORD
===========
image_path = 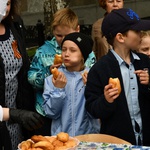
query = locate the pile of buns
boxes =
[19,132,78,150]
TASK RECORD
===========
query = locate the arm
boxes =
[85,51,96,68]
[42,75,66,119]
[85,64,117,120]
[28,48,51,89]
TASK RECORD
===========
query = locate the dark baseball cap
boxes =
[102,8,150,40]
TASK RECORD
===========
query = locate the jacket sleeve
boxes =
[42,76,66,119]
[28,49,51,89]
[85,62,117,120]
[85,51,96,68]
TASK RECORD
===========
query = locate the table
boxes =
[76,141,150,150]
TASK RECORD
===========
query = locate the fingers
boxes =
[52,72,67,88]
[135,69,149,85]
[104,84,119,103]
[81,71,88,85]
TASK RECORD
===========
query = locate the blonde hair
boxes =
[51,8,79,31]
[141,30,150,38]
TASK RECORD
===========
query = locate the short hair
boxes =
[141,30,150,38]
[51,8,79,31]
[98,0,124,10]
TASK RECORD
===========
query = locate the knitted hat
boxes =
[61,32,93,62]
[102,8,150,40]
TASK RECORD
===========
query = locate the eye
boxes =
[7,1,11,6]
[62,48,67,52]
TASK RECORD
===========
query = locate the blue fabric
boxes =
[28,37,96,116]
[42,66,100,136]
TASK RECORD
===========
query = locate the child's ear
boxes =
[116,33,124,43]
[76,25,80,32]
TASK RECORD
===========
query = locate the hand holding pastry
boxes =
[51,67,60,80]
[51,68,67,88]
[104,78,121,103]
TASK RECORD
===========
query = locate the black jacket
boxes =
[85,50,150,146]
[0,15,35,149]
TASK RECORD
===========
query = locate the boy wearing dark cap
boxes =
[85,8,150,146]
[42,32,100,136]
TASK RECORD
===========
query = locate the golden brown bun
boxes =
[31,135,49,143]
[54,54,62,65]
[46,136,57,143]
[64,139,76,148]
[109,77,121,94]
[51,67,60,80]
[54,146,68,150]
[52,139,64,147]
[57,132,69,142]
[20,140,33,150]
[33,141,54,150]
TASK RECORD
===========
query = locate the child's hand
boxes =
[52,72,67,88]
[134,69,149,85]
[104,84,120,103]
[81,70,88,85]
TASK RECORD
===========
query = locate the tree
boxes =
[44,0,70,38]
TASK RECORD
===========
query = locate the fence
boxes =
[25,24,92,48]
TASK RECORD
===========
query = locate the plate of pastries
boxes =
[18,132,80,150]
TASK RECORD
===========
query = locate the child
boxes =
[138,30,150,58]
[42,32,100,136]
[85,8,150,146]
[28,8,96,135]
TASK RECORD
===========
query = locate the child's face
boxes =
[105,0,124,13]
[61,40,84,72]
[53,25,79,47]
[139,36,150,58]
[123,30,141,51]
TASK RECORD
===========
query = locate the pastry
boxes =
[31,135,49,143]
[54,54,62,65]
[57,132,69,143]
[109,77,121,94]
[20,140,33,150]
[51,67,60,80]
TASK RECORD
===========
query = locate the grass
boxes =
[26,46,38,57]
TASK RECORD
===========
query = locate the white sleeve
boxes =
[0,105,3,121]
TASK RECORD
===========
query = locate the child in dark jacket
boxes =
[85,8,150,146]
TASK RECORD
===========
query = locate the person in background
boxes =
[92,0,124,61]
[42,32,100,136]
[0,0,43,149]
[137,30,150,58]
[28,8,96,136]
[85,8,150,146]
